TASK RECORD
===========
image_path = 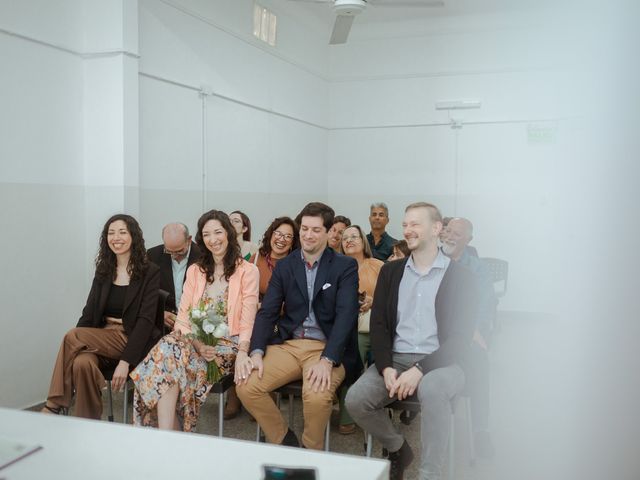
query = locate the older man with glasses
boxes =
[147,223,200,330]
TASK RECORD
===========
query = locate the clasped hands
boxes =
[163,311,176,329]
[383,366,423,400]
[234,351,259,385]
[193,340,217,361]
[359,294,373,313]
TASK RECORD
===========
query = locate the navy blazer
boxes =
[147,241,200,313]
[249,247,363,384]
[76,263,161,366]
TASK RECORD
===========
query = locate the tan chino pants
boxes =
[237,339,345,450]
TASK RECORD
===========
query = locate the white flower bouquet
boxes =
[188,296,229,383]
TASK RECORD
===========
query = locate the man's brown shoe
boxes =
[339,423,356,435]
[223,386,241,420]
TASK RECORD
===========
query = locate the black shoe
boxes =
[281,428,300,448]
[475,431,495,459]
[388,440,414,480]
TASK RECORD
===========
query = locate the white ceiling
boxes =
[272,0,554,25]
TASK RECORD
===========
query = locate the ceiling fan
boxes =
[287,0,445,45]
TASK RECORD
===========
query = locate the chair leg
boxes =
[256,393,279,442]
[287,394,294,426]
[324,421,330,451]
[106,380,114,422]
[123,381,129,424]
[365,432,373,457]
[465,397,476,466]
[448,410,455,480]
[218,392,224,437]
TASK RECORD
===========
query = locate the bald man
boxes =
[442,217,497,458]
[147,223,200,330]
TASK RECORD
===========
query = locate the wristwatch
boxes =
[321,356,335,366]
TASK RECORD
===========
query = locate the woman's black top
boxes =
[103,284,127,319]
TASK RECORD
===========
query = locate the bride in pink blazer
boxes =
[131,210,259,431]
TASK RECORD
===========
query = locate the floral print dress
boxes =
[130,282,238,431]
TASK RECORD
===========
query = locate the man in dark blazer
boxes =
[236,202,360,450]
[442,217,497,458]
[147,223,200,329]
[346,202,478,480]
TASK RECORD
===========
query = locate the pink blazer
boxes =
[174,260,259,344]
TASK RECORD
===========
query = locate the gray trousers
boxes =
[345,354,465,480]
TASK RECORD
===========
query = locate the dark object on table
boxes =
[263,464,317,480]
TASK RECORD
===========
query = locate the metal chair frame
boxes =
[101,288,170,423]
[211,374,236,437]
[103,370,132,423]
[364,395,475,480]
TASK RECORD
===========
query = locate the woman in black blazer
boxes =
[41,214,160,419]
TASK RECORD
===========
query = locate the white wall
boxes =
[0,1,86,408]
[137,1,569,312]
[82,0,141,261]
[138,0,329,246]
[327,9,572,312]
[0,0,141,408]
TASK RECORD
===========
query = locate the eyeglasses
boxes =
[273,230,294,242]
[342,234,362,243]
[163,246,189,257]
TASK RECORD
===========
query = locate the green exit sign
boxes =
[528,124,556,144]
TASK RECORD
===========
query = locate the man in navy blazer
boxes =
[236,202,360,450]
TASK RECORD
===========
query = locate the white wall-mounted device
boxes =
[435,100,482,110]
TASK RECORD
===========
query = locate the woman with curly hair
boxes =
[131,210,259,431]
[251,216,299,301]
[41,214,161,419]
[223,216,298,419]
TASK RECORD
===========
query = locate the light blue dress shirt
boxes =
[393,250,450,354]
[171,246,190,309]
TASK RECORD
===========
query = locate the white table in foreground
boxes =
[0,408,388,480]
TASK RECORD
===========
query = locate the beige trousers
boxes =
[237,339,345,450]
[46,325,127,419]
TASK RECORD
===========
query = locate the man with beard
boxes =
[442,217,497,458]
[236,202,361,450]
[347,202,477,480]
